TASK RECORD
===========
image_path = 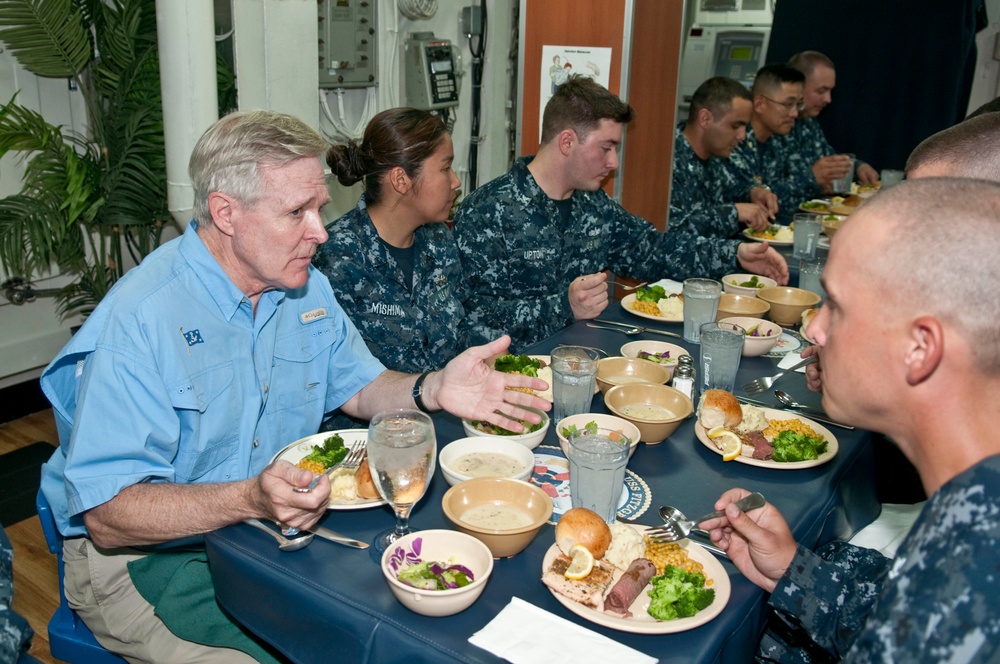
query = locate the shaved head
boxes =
[841,178,1000,371]
[905,113,1000,182]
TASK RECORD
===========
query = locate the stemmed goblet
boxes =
[366,408,437,552]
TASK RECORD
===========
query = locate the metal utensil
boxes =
[774,391,855,430]
[589,319,683,339]
[648,492,765,543]
[307,524,369,549]
[607,280,649,292]
[741,355,818,395]
[587,322,641,335]
[243,519,314,551]
[293,442,367,494]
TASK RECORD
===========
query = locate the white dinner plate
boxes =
[270,430,385,510]
[541,524,730,633]
[620,293,684,323]
[695,408,838,469]
[742,226,794,246]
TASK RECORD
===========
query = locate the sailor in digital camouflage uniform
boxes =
[454,76,789,351]
[777,51,878,192]
[316,108,468,375]
[722,64,818,224]
[703,178,1000,663]
[0,527,33,662]
[670,77,777,239]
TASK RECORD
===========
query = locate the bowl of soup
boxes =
[603,383,693,444]
[442,478,553,558]
[439,437,535,486]
[595,356,671,395]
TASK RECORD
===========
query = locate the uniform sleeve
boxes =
[668,158,741,238]
[454,196,572,351]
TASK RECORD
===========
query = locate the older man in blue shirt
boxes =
[39,110,548,662]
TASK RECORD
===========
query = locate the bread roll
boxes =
[555,508,612,559]
[697,389,743,430]
[353,455,380,500]
[801,308,818,330]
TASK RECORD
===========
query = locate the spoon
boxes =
[651,492,765,542]
[773,391,855,430]
[243,518,314,551]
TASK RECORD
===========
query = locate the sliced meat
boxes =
[746,431,773,460]
[604,558,656,617]
[541,554,615,611]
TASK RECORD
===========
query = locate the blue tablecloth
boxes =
[206,310,878,663]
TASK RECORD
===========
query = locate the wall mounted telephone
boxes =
[404,32,459,110]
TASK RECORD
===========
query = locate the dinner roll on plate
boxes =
[697,389,743,430]
[555,508,612,559]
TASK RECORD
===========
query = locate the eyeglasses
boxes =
[760,95,805,113]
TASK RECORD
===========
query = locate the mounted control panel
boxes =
[318,0,377,88]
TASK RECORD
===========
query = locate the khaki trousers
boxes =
[62,538,258,664]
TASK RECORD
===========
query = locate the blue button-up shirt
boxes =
[40,222,385,536]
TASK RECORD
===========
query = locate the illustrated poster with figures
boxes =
[539,45,613,141]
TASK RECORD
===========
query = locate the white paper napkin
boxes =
[469,597,658,664]
[777,352,810,371]
[649,278,683,294]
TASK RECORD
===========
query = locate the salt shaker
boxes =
[672,354,696,403]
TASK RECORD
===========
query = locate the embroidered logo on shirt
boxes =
[524,249,545,260]
[300,308,327,323]
[182,329,204,346]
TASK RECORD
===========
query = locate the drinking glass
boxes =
[567,427,629,524]
[792,214,822,261]
[699,322,745,393]
[799,258,826,300]
[831,153,855,194]
[881,169,904,188]
[551,346,600,423]
[682,278,722,343]
[366,408,437,552]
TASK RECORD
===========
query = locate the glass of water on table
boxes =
[551,345,600,424]
[682,278,722,343]
[699,322,746,393]
[567,427,630,524]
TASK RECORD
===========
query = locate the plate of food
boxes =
[540,509,730,634]
[829,195,863,216]
[270,430,384,509]
[694,390,838,469]
[799,199,831,214]
[492,354,598,401]
[621,285,684,323]
[742,225,794,245]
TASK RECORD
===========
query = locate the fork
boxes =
[740,355,818,396]
[607,280,649,292]
[282,443,367,536]
[586,321,682,339]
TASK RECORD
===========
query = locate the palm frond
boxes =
[0,0,93,77]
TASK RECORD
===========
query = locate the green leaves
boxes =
[0,0,92,77]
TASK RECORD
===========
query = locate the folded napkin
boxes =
[649,278,683,294]
[777,352,810,371]
[469,597,657,664]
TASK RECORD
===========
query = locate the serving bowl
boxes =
[381,529,494,616]
[461,407,549,449]
[441,478,553,558]
[757,287,822,326]
[618,340,689,380]
[555,412,641,458]
[438,436,535,486]
[822,214,846,239]
[604,383,693,444]
[716,293,771,320]
[721,273,777,297]
[595,356,671,395]
[718,316,781,356]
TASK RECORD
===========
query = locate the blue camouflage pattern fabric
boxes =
[453,156,741,350]
[669,124,751,239]
[314,196,470,373]
[758,453,1000,663]
[776,118,835,174]
[0,527,33,662]
[725,125,821,224]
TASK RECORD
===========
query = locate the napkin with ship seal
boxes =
[469,597,657,663]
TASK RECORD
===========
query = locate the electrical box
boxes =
[404,32,460,110]
[318,0,377,88]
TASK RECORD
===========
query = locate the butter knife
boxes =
[738,396,854,430]
[307,524,369,549]
[592,319,682,339]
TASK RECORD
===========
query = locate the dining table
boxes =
[205,297,878,663]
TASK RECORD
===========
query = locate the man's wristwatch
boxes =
[412,371,441,413]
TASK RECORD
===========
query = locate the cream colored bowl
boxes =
[604,383,693,444]
[442,478,553,559]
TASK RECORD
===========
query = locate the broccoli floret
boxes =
[647,565,715,620]
[635,285,667,302]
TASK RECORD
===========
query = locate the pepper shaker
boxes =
[672,354,696,404]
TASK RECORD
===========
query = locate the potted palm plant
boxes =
[0,0,169,318]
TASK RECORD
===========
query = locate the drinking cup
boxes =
[831,153,856,194]
[682,278,722,343]
[792,214,822,261]
[567,427,629,524]
[880,169,904,188]
[551,346,599,424]
[699,322,745,393]
[798,258,826,300]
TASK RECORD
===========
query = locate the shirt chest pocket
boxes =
[167,363,239,481]
[271,320,335,413]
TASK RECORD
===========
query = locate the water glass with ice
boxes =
[792,214,822,261]
[799,258,826,301]
[831,153,855,194]
[682,278,722,343]
[551,346,599,424]
[881,169,904,188]
[567,427,630,524]
[699,322,745,393]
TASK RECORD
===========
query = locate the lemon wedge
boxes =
[708,426,743,462]
[564,544,595,580]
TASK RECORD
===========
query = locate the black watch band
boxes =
[412,371,440,413]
